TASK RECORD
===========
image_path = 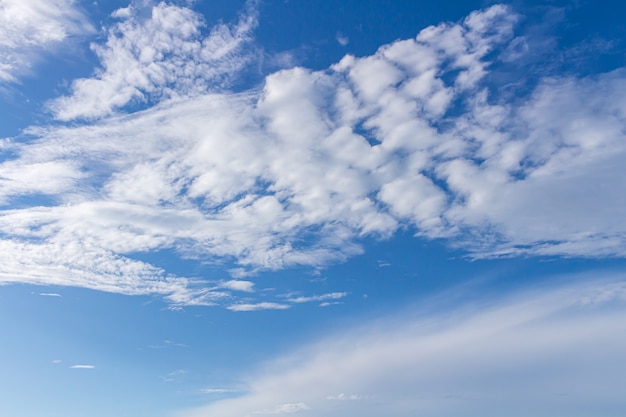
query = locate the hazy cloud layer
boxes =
[1,3,625,305]
[182,275,626,417]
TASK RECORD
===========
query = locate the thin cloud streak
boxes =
[201,388,238,394]
[287,292,348,303]
[182,274,626,417]
[227,302,291,312]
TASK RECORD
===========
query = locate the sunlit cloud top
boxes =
[1,2,625,308]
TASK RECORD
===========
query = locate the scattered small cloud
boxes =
[69,364,95,369]
[336,32,349,46]
[219,280,255,293]
[265,50,299,69]
[227,302,290,312]
[319,301,342,307]
[38,292,62,297]
[288,292,347,304]
[51,359,62,364]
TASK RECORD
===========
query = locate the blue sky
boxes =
[1,0,626,416]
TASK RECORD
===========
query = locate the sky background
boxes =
[1,0,626,416]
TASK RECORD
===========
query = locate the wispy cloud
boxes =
[69,364,95,369]
[287,292,347,304]
[319,302,342,307]
[147,340,188,349]
[181,275,626,417]
[38,292,61,297]
[336,32,349,46]
[0,0,93,83]
[227,302,290,312]
[160,369,187,383]
[201,388,238,394]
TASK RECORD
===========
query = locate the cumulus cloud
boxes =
[180,275,626,417]
[0,0,92,82]
[49,0,258,120]
[1,4,625,305]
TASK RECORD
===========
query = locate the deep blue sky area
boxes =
[1,1,626,416]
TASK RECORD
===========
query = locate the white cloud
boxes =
[220,280,255,293]
[1,4,625,305]
[227,302,290,312]
[201,388,238,394]
[319,302,342,307]
[287,292,347,304]
[69,364,95,369]
[439,71,626,257]
[336,33,349,46]
[0,160,84,204]
[38,292,61,297]
[0,0,93,82]
[180,275,626,417]
[49,1,258,120]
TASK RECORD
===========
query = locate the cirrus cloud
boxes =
[181,275,626,417]
[0,0,93,83]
